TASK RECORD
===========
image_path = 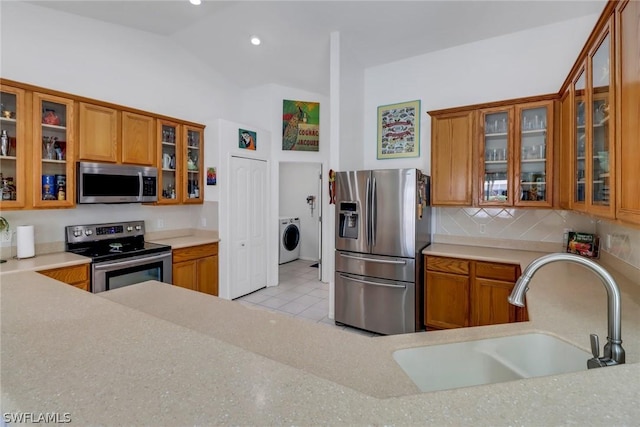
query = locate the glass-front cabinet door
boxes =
[183,125,203,204]
[0,85,26,209]
[515,101,553,207]
[572,67,587,210]
[32,92,75,208]
[588,26,614,218]
[157,119,181,204]
[479,108,512,205]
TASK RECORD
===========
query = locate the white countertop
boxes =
[1,243,639,425]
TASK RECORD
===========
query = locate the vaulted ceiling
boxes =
[25,1,607,94]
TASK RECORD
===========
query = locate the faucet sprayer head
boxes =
[508,275,530,307]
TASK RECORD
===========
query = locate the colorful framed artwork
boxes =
[239,129,256,150]
[207,167,217,186]
[377,100,420,159]
[282,99,319,151]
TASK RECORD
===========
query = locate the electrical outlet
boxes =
[479,224,486,234]
[606,234,612,250]
[157,219,164,229]
[200,217,207,227]
[0,230,11,243]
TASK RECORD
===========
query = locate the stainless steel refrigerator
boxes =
[334,168,431,335]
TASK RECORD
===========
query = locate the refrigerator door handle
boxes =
[339,274,406,289]
[338,253,407,265]
[365,177,371,247]
[371,177,377,247]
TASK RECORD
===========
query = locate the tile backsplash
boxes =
[435,207,640,270]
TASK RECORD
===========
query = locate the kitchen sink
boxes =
[393,333,591,393]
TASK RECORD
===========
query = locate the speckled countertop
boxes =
[1,244,639,425]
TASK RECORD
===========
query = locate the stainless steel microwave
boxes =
[76,162,158,204]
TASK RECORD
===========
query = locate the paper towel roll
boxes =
[16,225,35,259]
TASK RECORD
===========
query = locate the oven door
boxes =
[92,251,172,293]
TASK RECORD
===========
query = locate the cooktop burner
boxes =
[65,221,171,263]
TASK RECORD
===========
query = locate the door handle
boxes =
[371,177,377,247]
[339,253,406,265]
[339,274,406,289]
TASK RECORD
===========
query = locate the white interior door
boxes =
[230,156,267,299]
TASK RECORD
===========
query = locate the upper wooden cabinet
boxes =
[32,92,76,208]
[429,96,554,208]
[157,119,181,204]
[0,84,27,209]
[78,102,119,163]
[182,125,204,204]
[615,0,640,225]
[430,111,474,206]
[0,78,204,208]
[78,103,155,166]
[478,100,554,208]
[121,111,155,165]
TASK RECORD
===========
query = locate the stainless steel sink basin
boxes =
[393,333,591,393]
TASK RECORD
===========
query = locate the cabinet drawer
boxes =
[475,261,519,281]
[39,264,90,284]
[425,256,469,275]
[172,242,218,263]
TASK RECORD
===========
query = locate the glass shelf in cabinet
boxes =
[42,123,66,131]
[0,117,17,125]
[485,132,508,138]
[162,141,176,146]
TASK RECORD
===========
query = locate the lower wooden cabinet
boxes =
[424,255,527,330]
[172,242,218,296]
[38,264,90,291]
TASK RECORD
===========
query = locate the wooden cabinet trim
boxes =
[425,256,470,275]
[172,243,218,263]
[38,264,90,288]
[475,261,519,282]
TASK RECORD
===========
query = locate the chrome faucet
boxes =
[508,253,625,369]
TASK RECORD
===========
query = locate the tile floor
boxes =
[235,259,378,336]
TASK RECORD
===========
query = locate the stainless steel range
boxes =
[65,220,172,293]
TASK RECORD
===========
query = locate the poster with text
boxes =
[282,100,319,151]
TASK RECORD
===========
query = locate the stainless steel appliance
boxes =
[65,221,172,293]
[76,162,158,204]
[334,168,431,335]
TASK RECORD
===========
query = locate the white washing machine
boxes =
[279,217,301,264]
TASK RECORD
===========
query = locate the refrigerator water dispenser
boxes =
[339,202,358,239]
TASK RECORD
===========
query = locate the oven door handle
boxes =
[93,252,171,271]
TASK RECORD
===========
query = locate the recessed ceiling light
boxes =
[189,0,201,5]
[250,36,261,46]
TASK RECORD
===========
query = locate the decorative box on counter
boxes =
[566,232,600,259]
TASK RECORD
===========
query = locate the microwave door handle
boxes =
[138,171,143,201]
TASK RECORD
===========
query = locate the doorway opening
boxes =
[278,161,323,282]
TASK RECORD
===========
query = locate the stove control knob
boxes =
[73,230,82,237]
[127,226,133,232]
[135,225,142,231]
[84,229,93,236]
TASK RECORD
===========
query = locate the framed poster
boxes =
[239,129,256,150]
[282,100,319,151]
[377,100,420,159]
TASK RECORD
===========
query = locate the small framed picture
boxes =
[239,129,256,150]
[207,167,217,186]
[377,100,420,159]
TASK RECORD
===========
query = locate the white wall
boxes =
[0,2,244,246]
[241,84,331,282]
[362,14,601,173]
[279,162,321,261]
[211,119,271,299]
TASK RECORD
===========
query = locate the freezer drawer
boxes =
[335,251,415,282]
[335,272,415,335]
